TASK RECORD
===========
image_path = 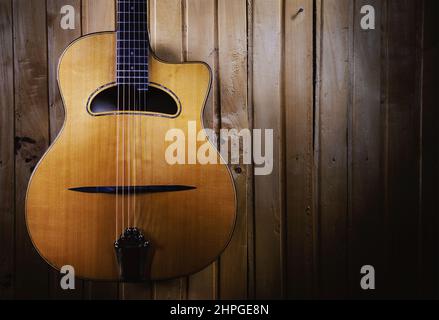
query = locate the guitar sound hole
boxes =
[89,84,180,117]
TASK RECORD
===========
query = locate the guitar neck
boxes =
[116,0,149,86]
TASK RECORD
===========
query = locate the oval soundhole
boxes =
[88,84,180,117]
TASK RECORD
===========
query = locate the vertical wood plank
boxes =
[185,0,219,300]
[150,0,184,62]
[284,0,315,299]
[82,0,116,34]
[420,0,439,299]
[81,0,119,300]
[383,0,423,298]
[186,0,218,134]
[253,0,284,299]
[348,0,386,299]
[47,0,81,139]
[150,0,188,300]
[351,0,383,298]
[217,0,250,300]
[0,0,15,299]
[246,0,255,299]
[315,0,352,298]
[13,0,50,299]
[46,0,84,299]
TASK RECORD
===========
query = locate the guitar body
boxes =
[26,32,236,281]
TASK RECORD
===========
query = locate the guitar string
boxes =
[145,0,148,229]
[136,0,142,229]
[143,0,148,232]
[130,0,135,230]
[132,0,139,229]
[140,0,147,229]
[117,0,148,236]
[122,0,127,235]
[121,1,125,238]
[133,1,136,230]
[116,0,121,241]
[133,1,140,229]
[136,0,146,229]
[127,1,132,230]
[140,0,144,230]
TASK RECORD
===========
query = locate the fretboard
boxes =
[116,0,149,87]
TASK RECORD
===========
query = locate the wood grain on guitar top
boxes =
[25,32,236,281]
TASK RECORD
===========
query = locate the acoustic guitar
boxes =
[26,0,236,282]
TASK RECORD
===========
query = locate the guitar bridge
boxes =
[114,228,151,282]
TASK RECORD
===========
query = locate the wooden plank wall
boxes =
[47,0,83,299]
[420,0,439,299]
[0,0,437,300]
[13,0,50,299]
[0,0,14,300]
[316,0,427,299]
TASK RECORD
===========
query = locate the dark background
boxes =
[0,0,438,300]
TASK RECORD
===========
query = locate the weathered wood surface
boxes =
[284,0,315,299]
[13,0,50,299]
[0,0,15,300]
[420,0,439,299]
[47,0,84,300]
[348,0,385,299]
[217,0,250,300]
[316,0,425,298]
[316,0,352,298]
[253,0,284,300]
[383,0,423,299]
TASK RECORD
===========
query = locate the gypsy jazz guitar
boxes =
[26,0,236,282]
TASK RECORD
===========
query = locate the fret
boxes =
[117,30,148,34]
[118,55,148,58]
[117,15,147,24]
[117,48,148,56]
[117,71,148,75]
[117,64,148,68]
[117,57,148,64]
[117,25,147,32]
[118,0,146,3]
[117,70,148,74]
[117,83,149,86]
[117,46,147,51]
[117,77,149,80]
[117,47,149,50]
[117,69,148,73]
[117,40,149,45]
[117,63,148,66]
[117,72,149,77]
[117,33,149,41]
[117,10,147,16]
